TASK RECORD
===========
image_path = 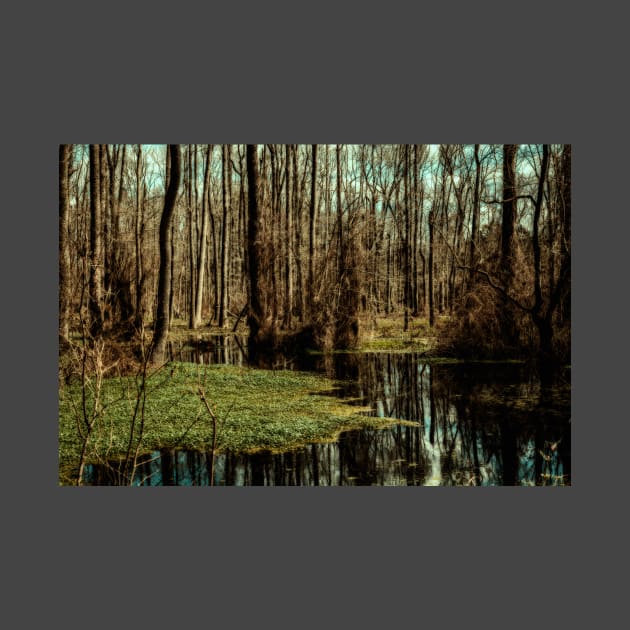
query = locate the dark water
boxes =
[83,337,570,486]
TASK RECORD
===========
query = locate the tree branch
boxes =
[481,194,537,206]
[457,264,534,312]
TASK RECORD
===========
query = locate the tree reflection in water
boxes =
[83,352,570,486]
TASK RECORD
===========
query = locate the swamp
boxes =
[58,144,571,486]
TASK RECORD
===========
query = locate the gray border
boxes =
[6,0,615,627]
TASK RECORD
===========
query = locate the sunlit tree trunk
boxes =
[169,208,176,328]
[187,145,197,328]
[193,145,212,329]
[428,181,435,327]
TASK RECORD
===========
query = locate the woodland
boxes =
[58,144,571,485]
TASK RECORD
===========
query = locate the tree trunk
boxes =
[169,220,176,328]
[134,145,145,329]
[560,144,571,326]
[411,145,419,315]
[428,204,435,327]
[88,144,104,337]
[531,144,556,372]
[151,145,181,364]
[193,145,212,328]
[469,143,481,284]
[59,144,72,341]
[188,145,197,328]
[308,144,318,317]
[334,144,359,349]
[501,145,517,276]
[293,145,306,323]
[98,145,110,324]
[219,144,231,328]
[403,145,410,332]
[246,145,274,357]
[284,144,293,329]
[500,144,518,350]
[267,146,279,326]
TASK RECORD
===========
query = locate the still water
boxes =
[83,337,571,486]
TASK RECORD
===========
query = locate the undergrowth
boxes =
[58,362,414,485]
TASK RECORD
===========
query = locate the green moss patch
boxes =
[58,362,415,485]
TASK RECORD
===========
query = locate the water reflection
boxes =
[168,335,248,366]
[84,352,570,486]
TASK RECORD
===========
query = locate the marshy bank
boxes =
[59,324,570,486]
[58,344,416,486]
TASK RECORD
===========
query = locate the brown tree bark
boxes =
[187,145,197,328]
[411,145,419,315]
[219,144,231,328]
[284,144,293,329]
[88,144,104,337]
[192,144,212,329]
[334,144,359,349]
[308,144,318,317]
[59,144,72,341]
[98,145,110,324]
[500,144,518,349]
[246,145,275,357]
[134,145,145,330]
[469,143,481,286]
[531,144,564,374]
[151,145,181,364]
[560,144,571,326]
[104,145,134,330]
[293,145,306,323]
[403,145,411,332]
[501,145,518,278]
[428,172,436,327]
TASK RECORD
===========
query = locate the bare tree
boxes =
[468,143,481,286]
[333,144,360,349]
[192,145,212,329]
[59,145,72,342]
[246,144,275,356]
[219,144,231,328]
[500,144,518,348]
[283,144,294,329]
[308,144,318,317]
[134,145,145,330]
[88,144,104,337]
[151,145,181,364]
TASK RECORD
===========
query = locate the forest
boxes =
[58,144,571,486]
